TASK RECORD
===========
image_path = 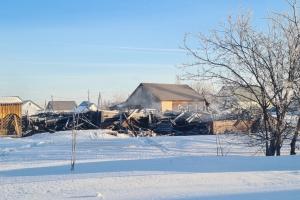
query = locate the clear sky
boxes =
[0,0,292,106]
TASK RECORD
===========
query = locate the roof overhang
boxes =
[0,96,22,104]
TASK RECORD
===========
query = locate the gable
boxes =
[126,84,161,108]
[23,100,43,110]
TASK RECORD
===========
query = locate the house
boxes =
[22,100,44,116]
[71,101,98,113]
[46,101,77,113]
[124,83,204,111]
[218,85,261,109]
[0,96,22,137]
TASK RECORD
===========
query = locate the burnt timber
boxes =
[21,108,251,137]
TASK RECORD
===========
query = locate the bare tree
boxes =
[102,93,128,109]
[175,74,181,84]
[290,83,300,154]
[179,0,300,156]
[189,81,216,110]
[189,81,214,95]
[111,93,127,104]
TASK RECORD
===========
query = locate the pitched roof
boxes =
[141,83,203,101]
[78,101,94,107]
[0,96,22,104]
[219,85,261,102]
[71,101,98,113]
[22,100,44,110]
[47,101,77,111]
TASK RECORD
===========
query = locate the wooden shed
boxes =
[125,83,204,111]
[0,96,22,137]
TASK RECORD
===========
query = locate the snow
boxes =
[0,130,300,200]
[0,96,22,104]
[71,101,98,113]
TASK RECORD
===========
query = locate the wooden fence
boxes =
[208,120,252,134]
[0,104,22,137]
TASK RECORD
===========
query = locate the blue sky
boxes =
[0,0,292,106]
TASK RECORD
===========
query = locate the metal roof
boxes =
[142,83,204,101]
[47,101,77,111]
[0,96,22,104]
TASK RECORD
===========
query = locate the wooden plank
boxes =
[0,105,3,118]
[13,115,21,137]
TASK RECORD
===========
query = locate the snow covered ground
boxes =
[0,130,300,200]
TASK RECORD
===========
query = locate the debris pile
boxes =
[22,111,100,136]
[21,109,221,137]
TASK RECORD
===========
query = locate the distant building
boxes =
[0,96,22,137]
[71,101,98,113]
[218,85,261,109]
[46,101,77,113]
[22,100,44,116]
[124,83,204,111]
[108,102,126,111]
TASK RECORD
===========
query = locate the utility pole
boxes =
[50,95,54,110]
[87,89,90,102]
[97,92,102,110]
[71,112,78,171]
[44,100,47,112]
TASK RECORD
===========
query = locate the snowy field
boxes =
[0,130,300,200]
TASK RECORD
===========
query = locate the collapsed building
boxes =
[19,83,257,137]
[21,106,253,137]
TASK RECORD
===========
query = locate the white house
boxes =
[218,85,261,109]
[22,100,44,116]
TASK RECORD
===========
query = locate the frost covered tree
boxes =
[189,81,214,96]
[179,0,300,156]
[290,83,300,154]
[189,81,215,108]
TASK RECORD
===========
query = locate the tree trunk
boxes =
[265,141,270,156]
[290,116,300,155]
[290,134,298,155]
[276,141,281,156]
[268,137,276,156]
[275,133,282,156]
[263,110,272,156]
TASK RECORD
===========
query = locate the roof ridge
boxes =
[142,83,203,101]
[142,83,162,101]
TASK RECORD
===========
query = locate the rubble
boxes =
[22,107,246,137]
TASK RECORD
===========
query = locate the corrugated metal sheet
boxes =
[142,83,203,101]
[0,96,22,104]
